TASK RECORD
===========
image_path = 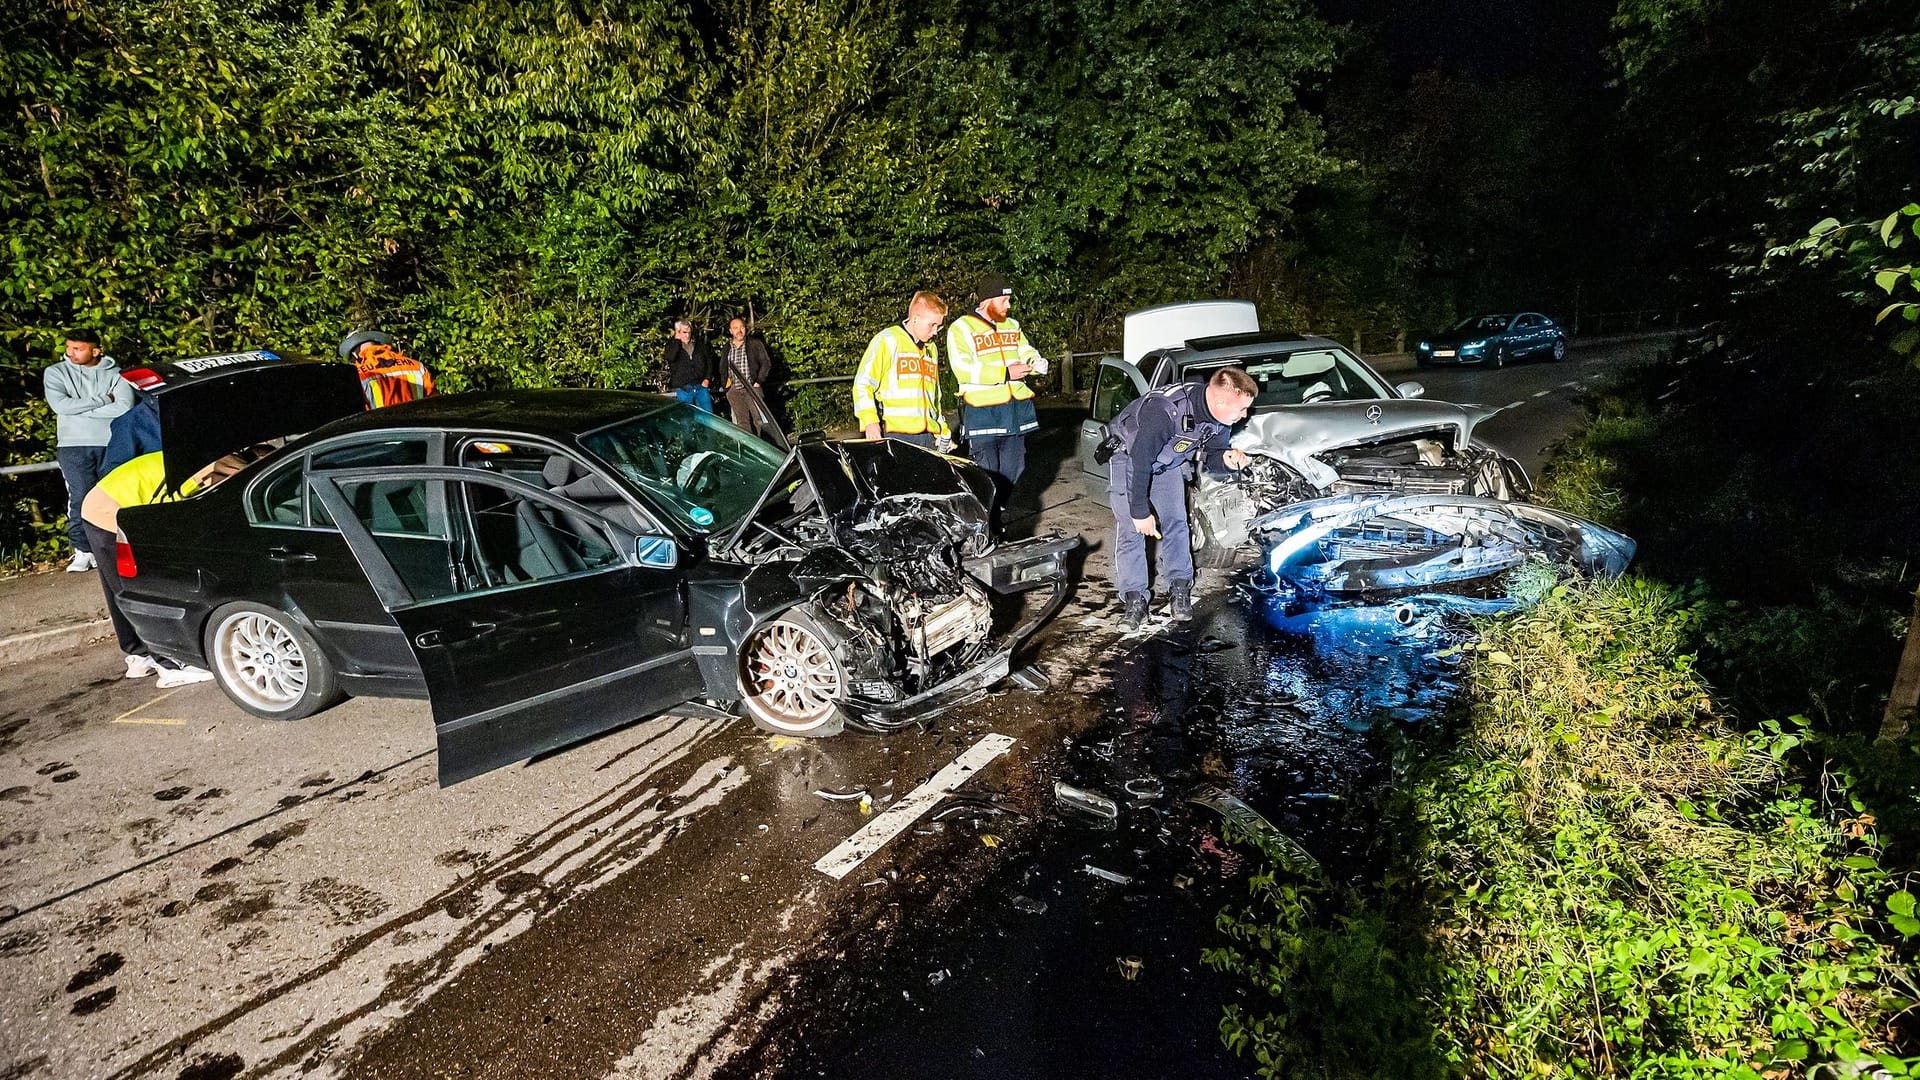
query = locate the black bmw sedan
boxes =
[114,356,1075,785]
[1414,312,1567,367]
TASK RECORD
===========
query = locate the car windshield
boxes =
[1183,349,1394,409]
[580,403,786,533]
[1450,315,1513,334]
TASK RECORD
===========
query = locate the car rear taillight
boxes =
[116,538,138,578]
[120,367,165,390]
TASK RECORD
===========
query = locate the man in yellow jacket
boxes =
[853,291,952,450]
[947,273,1044,506]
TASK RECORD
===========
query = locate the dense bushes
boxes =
[1209,575,1920,1079]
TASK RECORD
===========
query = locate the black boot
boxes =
[1169,580,1194,621]
[1121,592,1150,630]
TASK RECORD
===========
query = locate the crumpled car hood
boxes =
[785,439,994,553]
[1228,400,1499,487]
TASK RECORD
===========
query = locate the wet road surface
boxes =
[0,337,1657,1079]
[740,585,1471,1080]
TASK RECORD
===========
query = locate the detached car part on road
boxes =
[114,355,1076,785]
[1082,301,1631,593]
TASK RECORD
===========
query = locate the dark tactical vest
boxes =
[1104,381,1227,474]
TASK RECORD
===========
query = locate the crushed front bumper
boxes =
[839,533,1080,726]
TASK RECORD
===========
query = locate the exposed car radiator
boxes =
[1328,467,1474,496]
[905,592,992,657]
[1318,522,1453,561]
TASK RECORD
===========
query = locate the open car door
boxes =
[1079,357,1149,504]
[309,466,706,786]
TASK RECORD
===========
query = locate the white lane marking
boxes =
[1532,389,1553,398]
[1559,380,1581,389]
[812,733,1016,880]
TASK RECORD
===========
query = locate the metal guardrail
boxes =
[1,462,60,477]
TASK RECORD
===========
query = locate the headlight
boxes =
[1461,339,1487,351]
[1416,341,1429,351]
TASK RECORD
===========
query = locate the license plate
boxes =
[1434,350,1456,358]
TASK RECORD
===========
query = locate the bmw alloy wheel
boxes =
[212,610,310,712]
[741,617,845,734]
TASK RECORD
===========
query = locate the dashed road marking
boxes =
[113,687,189,725]
[1533,389,1553,398]
[813,733,1016,880]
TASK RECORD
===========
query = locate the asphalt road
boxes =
[0,336,1661,1080]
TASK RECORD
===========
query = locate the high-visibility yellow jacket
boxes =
[852,324,949,437]
[947,311,1041,408]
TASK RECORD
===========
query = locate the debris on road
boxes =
[1011,895,1048,915]
[1054,781,1120,824]
[1082,864,1134,886]
[1115,955,1143,981]
[813,733,1016,880]
[1187,785,1320,876]
[813,786,870,801]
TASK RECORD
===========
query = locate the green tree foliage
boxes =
[3,0,1348,548]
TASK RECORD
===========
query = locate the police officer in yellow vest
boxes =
[854,291,952,450]
[948,273,1044,506]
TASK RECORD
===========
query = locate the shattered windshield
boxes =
[1185,349,1393,409]
[580,403,786,532]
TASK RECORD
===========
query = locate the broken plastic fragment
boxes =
[1115,955,1144,981]
[1054,781,1120,823]
[1186,784,1321,876]
[1012,895,1048,915]
[1122,777,1164,800]
[981,834,1001,848]
[813,786,869,801]
[1082,864,1133,885]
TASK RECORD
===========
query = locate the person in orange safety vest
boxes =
[340,330,435,409]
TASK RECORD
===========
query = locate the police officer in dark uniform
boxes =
[1101,367,1257,629]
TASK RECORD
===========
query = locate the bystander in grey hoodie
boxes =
[43,355,134,447]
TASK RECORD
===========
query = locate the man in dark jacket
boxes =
[664,320,717,414]
[720,316,774,436]
[1105,368,1257,629]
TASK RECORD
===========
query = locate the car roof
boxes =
[314,388,674,441]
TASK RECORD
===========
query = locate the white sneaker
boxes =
[124,654,160,679]
[66,552,96,573]
[154,664,215,688]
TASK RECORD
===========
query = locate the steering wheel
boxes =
[1301,381,1336,405]
[676,450,726,498]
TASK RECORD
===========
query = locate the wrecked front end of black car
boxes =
[711,439,1077,737]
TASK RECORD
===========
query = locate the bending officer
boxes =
[1102,368,1256,629]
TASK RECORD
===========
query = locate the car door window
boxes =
[1090,363,1141,423]
[251,459,306,525]
[310,439,433,529]
[459,480,626,589]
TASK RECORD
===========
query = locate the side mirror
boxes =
[635,536,679,569]
[1395,381,1426,400]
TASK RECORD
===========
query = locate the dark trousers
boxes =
[885,432,936,449]
[57,445,110,553]
[82,520,174,666]
[725,386,769,437]
[965,434,1027,513]
[1108,456,1193,598]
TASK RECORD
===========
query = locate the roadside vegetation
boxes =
[1208,1,1920,1072]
